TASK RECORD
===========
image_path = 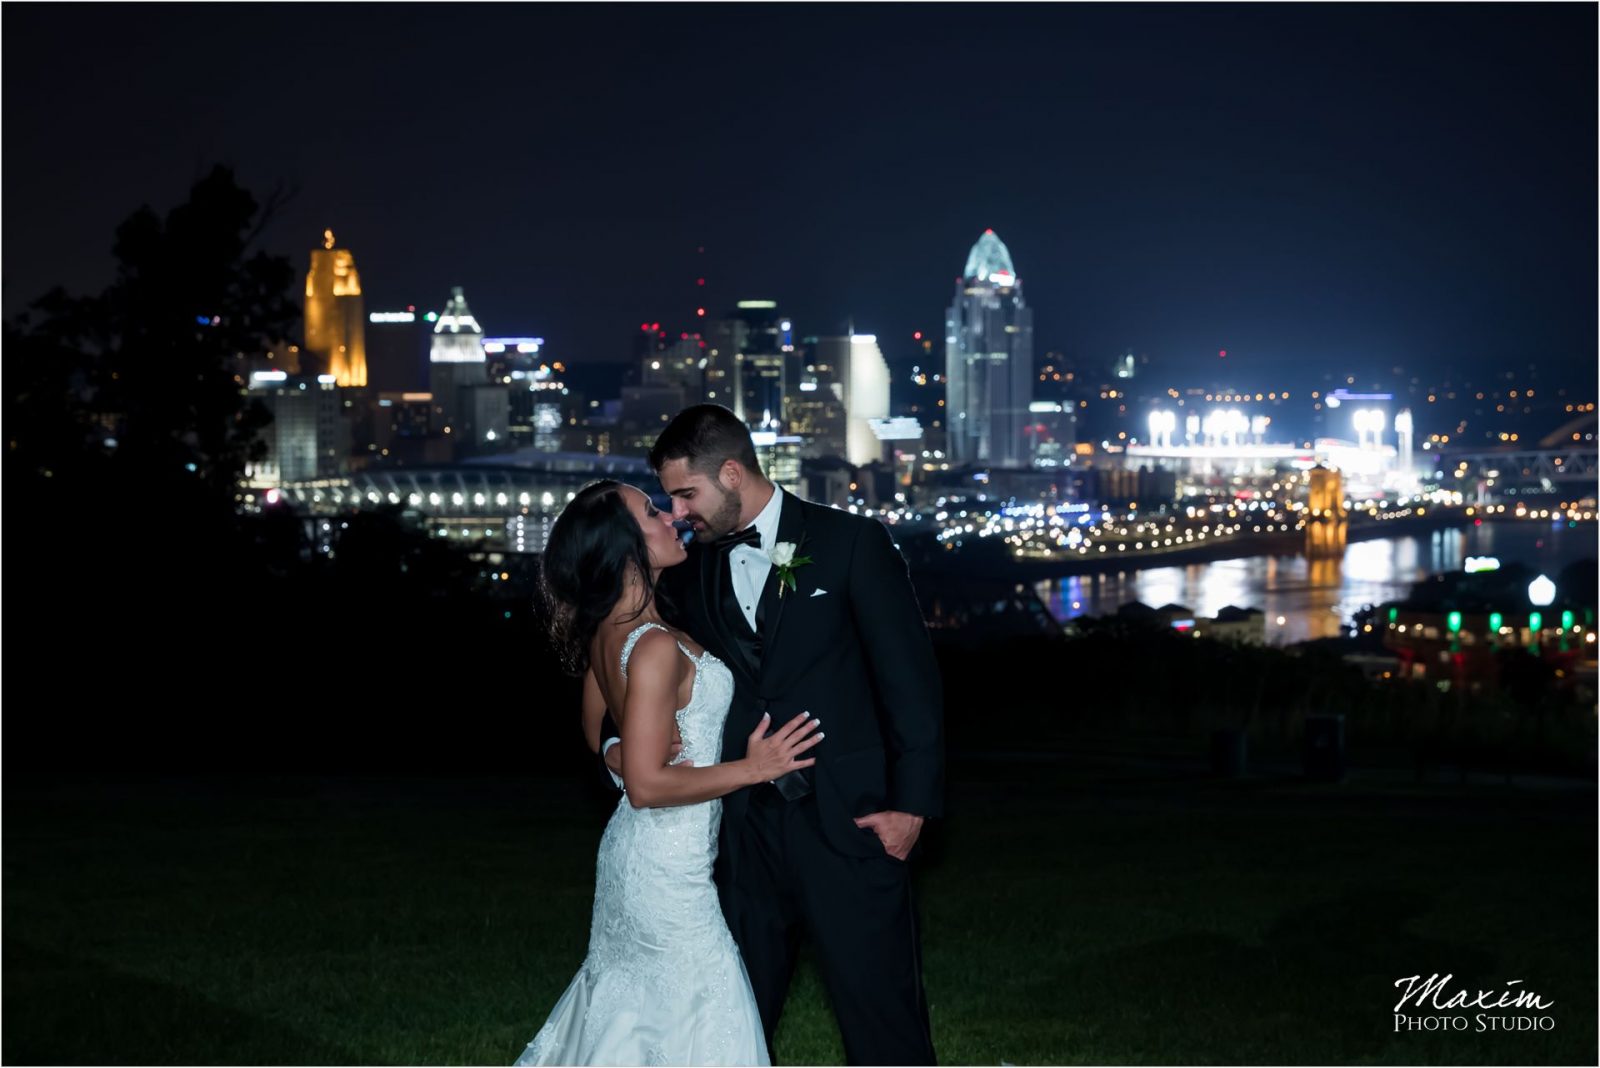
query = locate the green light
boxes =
[1489,612,1503,631]
[1529,612,1542,633]
[1562,610,1574,630]
[1447,611,1462,633]
[425,311,440,322]
[1388,607,1398,623]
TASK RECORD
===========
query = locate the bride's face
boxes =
[623,486,688,571]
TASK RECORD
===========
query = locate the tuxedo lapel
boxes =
[757,491,807,690]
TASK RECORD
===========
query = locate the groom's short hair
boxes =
[649,403,762,478]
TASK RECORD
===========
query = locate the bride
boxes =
[515,479,821,1067]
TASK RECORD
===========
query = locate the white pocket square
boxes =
[810,587,828,598]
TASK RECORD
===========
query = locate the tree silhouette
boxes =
[8,166,296,515]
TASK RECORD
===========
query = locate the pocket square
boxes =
[810,587,828,598]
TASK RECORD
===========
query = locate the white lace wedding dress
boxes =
[514,622,769,1066]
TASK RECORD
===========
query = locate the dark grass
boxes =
[4,756,1595,1066]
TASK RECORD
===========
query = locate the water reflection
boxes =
[1039,522,1593,645]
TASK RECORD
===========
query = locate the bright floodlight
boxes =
[1528,574,1557,607]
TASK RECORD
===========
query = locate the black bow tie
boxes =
[713,526,761,553]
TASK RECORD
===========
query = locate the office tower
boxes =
[706,301,794,427]
[366,307,432,393]
[816,334,890,465]
[304,230,368,387]
[944,229,1034,466]
[639,331,706,402]
[242,371,349,484]
[484,336,559,450]
[786,336,847,459]
[428,286,509,457]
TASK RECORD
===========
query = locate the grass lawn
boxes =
[4,756,1594,1065]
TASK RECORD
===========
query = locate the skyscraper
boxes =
[365,307,431,393]
[429,287,509,456]
[706,302,794,429]
[817,334,890,465]
[945,229,1034,466]
[242,371,349,485]
[304,230,368,387]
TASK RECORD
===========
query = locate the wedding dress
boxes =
[515,621,769,1066]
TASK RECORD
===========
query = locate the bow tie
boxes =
[713,526,761,553]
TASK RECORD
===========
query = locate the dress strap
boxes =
[619,622,698,681]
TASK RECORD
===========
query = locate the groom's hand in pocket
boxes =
[854,811,924,861]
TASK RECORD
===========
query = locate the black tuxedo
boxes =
[650,489,943,1064]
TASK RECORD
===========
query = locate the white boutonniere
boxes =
[768,540,813,598]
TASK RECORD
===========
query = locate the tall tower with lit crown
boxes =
[304,229,368,387]
[944,229,1033,466]
[428,286,508,456]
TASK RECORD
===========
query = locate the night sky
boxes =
[5,5,1595,391]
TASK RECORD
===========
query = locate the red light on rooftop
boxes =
[1219,349,1227,358]
[913,331,922,340]
[697,278,706,286]
[641,323,650,331]
[696,307,706,316]
[984,228,994,234]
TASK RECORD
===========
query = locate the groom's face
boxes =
[657,457,742,542]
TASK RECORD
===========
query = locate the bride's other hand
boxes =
[605,739,689,778]
[742,711,822,784]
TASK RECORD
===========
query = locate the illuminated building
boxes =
[1379,563,1597,691]
[816,334,890,465]
[304,230,368,387]
[751,430,803,496]
[706,301,793,427]
[945,229,1034,466]
[428,287,509,457]
[484,336,565,451]
[1027,401,1076,466]
[786,393,848,460]
[638,331,706,401]
[785,336,846,459]
[370,391,452,465]
[242,371,349,485]
[620,385,688,454]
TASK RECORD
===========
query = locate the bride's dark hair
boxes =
[541,479,664,676]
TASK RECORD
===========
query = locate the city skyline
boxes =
[4,6,1594,393]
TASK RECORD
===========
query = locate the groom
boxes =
[602,403,942,1065]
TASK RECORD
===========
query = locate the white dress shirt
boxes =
[727,485,783,633]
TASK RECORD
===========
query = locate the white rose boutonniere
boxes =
[768,540,813,598]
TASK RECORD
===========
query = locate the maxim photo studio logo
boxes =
[1393,973,1555,1033]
